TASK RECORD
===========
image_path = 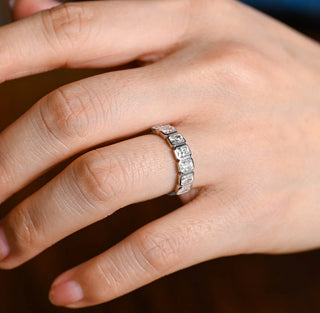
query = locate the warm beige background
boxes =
[0,18,320,313]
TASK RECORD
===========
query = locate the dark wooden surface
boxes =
[0,23,319,313]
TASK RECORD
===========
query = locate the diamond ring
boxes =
[151,125,195,195]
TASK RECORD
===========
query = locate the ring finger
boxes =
[0,126,216,269]
[0,62,194,203]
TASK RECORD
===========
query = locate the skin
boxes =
[0,0,319,308]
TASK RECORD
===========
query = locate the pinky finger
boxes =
[48,193,241,308]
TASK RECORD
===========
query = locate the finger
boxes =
[0,127,215,269]
[11,0,59,20]
[0,0,191,82]
[48,194,243,308]
[0,65,190,202]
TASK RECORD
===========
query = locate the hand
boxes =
[1,0,320,308]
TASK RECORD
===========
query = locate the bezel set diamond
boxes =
[151,124,194,195]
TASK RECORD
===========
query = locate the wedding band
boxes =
[151,125,195,195]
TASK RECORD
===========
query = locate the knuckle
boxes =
[95,262,119,296]
[80,259,124,303]
[72,150,129,204]
[39,85,99,144]
[133,230,181,274]
[218,44,269,88]
[95,261,123,301]
[0,156,15,201]
[6,202,41,251]
[197,42,269,90]
[40,3,92,48]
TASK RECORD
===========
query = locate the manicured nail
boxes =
[49,280,83,306]
[0,226,10,261]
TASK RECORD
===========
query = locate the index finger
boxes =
[0,0,191,83]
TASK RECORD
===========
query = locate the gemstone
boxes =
[178,158,194,174]
[152,125,176,135]
[160,125,177,135]
[152,125,164,132]
[174,145,191,160]
[176,184,192,195]
[168,133,185,146]
[180,173,194,186]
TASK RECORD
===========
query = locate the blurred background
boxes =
[0,0,10,24]
[0,1,320,312]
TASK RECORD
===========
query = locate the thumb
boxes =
[11,0,61,20]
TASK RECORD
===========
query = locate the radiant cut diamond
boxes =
[168,133,185,146]
[176,184,192,195]
[178,158,194,174]
[180,173,194,186]
[152,125,176,135]
[160,125,176,135]
[174,145,191,160]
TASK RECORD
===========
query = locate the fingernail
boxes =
[9,0,17,9]
[0,226,10,261]
[49,280,83,306]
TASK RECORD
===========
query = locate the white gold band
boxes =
[151,125,195,195]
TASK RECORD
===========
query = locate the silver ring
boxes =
[151,124,195,195]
